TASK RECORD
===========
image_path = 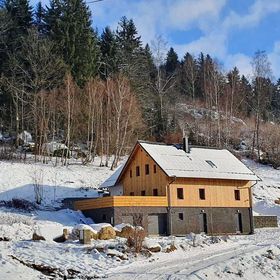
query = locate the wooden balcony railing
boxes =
[74,196,168,210]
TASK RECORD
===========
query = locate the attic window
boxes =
[205,160,217,168]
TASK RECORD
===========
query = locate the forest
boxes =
[1,0,280,168]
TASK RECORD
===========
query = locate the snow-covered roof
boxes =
[101,163,124,188]
[103,141,259,188]
[140,141,259,181]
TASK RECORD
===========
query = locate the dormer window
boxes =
[205,160,217,168]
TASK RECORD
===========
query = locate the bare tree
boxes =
[251,50,272,160]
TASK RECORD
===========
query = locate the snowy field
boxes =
[1,158,280,279]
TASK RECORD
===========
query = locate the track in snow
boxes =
[106,233,279,280]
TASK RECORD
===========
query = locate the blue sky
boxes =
[32,0,280,78]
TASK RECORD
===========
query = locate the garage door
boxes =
[148,214,167,235]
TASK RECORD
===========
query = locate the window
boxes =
[145,164,150,175]
[130,192,134,196]
[205,160,217,168]
[154,164,157,173]
[136,166,140,176]
[199,188,205,200]
[102,214,107,221]
[179,213,184,220]
[153,188,158,196]
[235,189,240,200]
[141,190,146,196]
[130,170,132,178]
[177,188,184,199]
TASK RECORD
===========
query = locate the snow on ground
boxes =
[243,159,280,218]
[1,158,280,279]
[0,158,118,206]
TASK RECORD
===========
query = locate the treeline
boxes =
[1,0,280,167]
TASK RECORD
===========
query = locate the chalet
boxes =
[74,139,260,235]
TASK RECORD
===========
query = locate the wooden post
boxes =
[79,229,92,245]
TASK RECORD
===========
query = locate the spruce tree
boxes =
[34,1,46,35]
[99,26,118,78]
[165,47,179,76]
[2,0,32,55]
[45,0,100,85]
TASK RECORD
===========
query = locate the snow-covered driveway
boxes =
[106,229,280,280]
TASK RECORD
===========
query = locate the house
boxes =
[74,139,260,235]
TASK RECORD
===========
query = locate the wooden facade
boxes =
[169,178,251,208]
[121,145,168,196]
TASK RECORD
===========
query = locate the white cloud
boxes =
[224,53,252,78]
[167,0,226,30]
[268,41,280,79]
[173,32,227,58]
[224,0,280,30]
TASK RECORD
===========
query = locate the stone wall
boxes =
[82,206,253,235]
[254,216,278,228]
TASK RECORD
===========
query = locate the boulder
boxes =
[164,244,177,253]
[32,232,45,241]
[115,224,135,238]
[98,225,116,240]
[71,224,98,242]
[143,239,161,253]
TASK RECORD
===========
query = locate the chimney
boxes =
[183,135,189,153]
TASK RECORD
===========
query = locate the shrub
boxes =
[0,198,37,212]
[126,226,145,253]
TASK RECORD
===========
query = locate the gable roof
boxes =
[140,141,259,181]
[103,141,260,188]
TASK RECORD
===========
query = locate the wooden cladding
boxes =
[121,145,168,196]
[169,178,252,208]
[74,196,168,210]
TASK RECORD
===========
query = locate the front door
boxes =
[235,212,243,233]
[199,212,208,234]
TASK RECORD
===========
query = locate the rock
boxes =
[53,235,66,243]
[32,232,45,241]
[143,239,161,253]
[0,237,10,242]
[115,224,135,239]
[90,230,98,240]
[72,224,98,242]
[106,249,128,260]
[148,244,161,253]
[98,225,116,240]
[164,244,177,253]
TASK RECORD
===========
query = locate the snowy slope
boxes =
[243,159,280,218]
[0,159,118,206]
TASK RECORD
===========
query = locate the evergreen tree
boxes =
[240,75,253,117]
[1,0,32,57]
[116,16,141,55]
[116,16,142,75]
[45,0,100,85]
[34,1,46,35]
[99,26,118,78]
[165,47,179,76]
[181,52,198,100]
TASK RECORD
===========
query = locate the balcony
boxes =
[74,196,168,210]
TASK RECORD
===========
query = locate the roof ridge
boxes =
[138,140,227,151]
